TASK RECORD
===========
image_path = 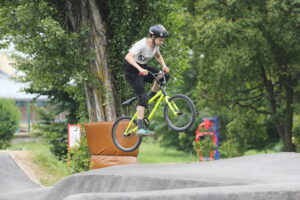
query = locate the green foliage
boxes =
[190,0,300,151]
[225,111,268,154]
[32,106,68,160]
[68,133,90,173]
[219,139,242,158]
[0,98,20,148]
[293,114,300,152]
[0,1,90,122]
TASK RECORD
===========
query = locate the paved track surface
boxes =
[1,152,300,200]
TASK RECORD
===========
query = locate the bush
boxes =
[39,122,68,160]
[219,139,242,158]
[0,98,20,149]
[32,106,68,160]
[68,132,90,173]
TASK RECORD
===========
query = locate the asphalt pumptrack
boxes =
[1,152,300,200]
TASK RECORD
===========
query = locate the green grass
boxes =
[244,149,277,156]
[138,141,199,163]
[244,142,283,156]
[8,142,71,186]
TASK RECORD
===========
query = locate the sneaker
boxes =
[136,128,156,136]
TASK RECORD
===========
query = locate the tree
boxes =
[0,0,117,122]
[191,0,300,151]
[51,0,117,121]
[0,1,91,122]
[0,0,190,122]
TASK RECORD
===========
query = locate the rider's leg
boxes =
[149,73,170,98]
[151,75,162,92]
[135,91,155,135]
[136,93,148,129]
[123,63,155,135]
[136,106,145,129]
[144,69,162,98]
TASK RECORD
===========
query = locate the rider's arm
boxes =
[155,53,170,72]
[125,53,145,73]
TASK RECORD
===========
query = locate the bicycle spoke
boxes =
[164,95,196,132]
[112,117,142,152]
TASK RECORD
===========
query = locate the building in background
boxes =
[0,52,50,133]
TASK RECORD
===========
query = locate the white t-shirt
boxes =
[129,38,160,64]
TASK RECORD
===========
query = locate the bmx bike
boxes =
[112,71,196,152]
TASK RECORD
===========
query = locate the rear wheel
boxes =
[112,116,142,152]
[164,94,196,132]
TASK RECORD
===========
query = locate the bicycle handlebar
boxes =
[139,70,167,85]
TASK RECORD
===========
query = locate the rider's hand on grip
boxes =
[163,66,170,73]
[139,69,148,76]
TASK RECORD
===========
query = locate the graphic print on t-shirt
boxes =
[138,55,150,63]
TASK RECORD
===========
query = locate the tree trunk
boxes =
[88,0,116,121]
[260,65,295,152]
[64,0,116,121]
[282,73,295,152]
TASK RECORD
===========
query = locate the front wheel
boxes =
[164,94,196,132]
[112,116,142,152]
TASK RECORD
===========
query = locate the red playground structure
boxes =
[195,117,219,161]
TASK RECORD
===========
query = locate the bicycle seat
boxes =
[122,97,137,106]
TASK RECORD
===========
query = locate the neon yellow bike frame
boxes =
[123,90,180,136]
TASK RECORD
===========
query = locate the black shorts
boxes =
[122,61,160,97]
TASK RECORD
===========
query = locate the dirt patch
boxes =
[0,150,43,186]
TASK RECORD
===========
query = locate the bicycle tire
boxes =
[112,116,142,152]
[164,94,196,132]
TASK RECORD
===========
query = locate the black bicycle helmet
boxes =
[149,24,169,38]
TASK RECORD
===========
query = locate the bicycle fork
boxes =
[165,96,181,116]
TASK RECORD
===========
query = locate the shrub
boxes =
[40,122,68,160]
[0,98,20,149]
[32,106,68,160]
[68,132,90,173]
[219,139,242,158]
[193,136,217,160]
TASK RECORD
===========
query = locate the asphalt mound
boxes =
[0,152,39,193]
[1,152,300,200]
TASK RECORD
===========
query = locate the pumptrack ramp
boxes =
[1,152,300,200]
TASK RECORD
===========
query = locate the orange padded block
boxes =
[84,121,139,156]
[90,155,138,169]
